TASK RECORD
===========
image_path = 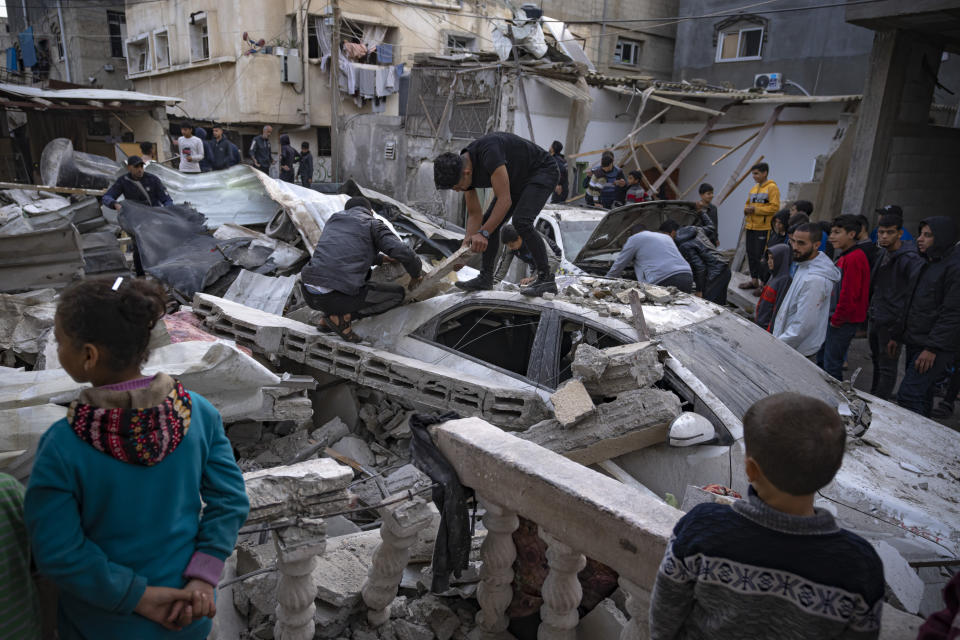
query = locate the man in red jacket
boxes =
[817,215,870,380]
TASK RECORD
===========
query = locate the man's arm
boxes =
[192,139,204,161]
[373,221,422,279]
[777,278,831,348]
[463,189,484,240]
[102,177,124,209]
[606,236,638,279]
[465,165,512,253]
[248,139,260,168]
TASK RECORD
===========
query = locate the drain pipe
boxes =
[302,3,310,129]
[56,0,72,83]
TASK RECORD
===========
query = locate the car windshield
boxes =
[557,220,601,259]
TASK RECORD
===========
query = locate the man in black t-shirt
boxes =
[433,132,559,297]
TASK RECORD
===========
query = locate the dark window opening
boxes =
[555,320,625,385]
[108,11,125,59]
[316,126,332,156]
[434,307,540,377]
[307,20,320,59]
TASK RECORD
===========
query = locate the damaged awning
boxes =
[535,75,592,102]
[0,83,182,108]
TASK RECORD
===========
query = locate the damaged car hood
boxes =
[573,200,702,265]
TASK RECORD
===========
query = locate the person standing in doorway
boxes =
[297,142,314,188]
[739,163,780,292]
[249,125,273,173]
[868,210,922,400]
[176,123,204,174]
[549,140,568,203]
[433,132,559,297]
[891,217,960,417]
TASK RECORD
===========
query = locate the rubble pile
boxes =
[544,278,681,319]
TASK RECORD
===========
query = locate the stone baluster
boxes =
[537,529,586,640]
[362,496,434,626]
[618,577,653,640]
[475,497,519,637]
[273,517,327,640]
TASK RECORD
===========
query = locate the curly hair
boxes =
[433,152,463,189]
[56,277,167,370]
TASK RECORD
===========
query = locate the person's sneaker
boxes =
[932,401,955,419]
[454,275,493,292]
[520,274,558,297]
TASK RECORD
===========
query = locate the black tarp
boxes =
[118,202,235,299]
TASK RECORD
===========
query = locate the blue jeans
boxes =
[897,345,955,417]
[817,323,858,380]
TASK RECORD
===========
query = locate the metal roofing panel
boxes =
[0,83,182,104]
[535,75,592,102]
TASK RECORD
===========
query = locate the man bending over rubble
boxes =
[102,155,173,211]
[433,131,560,297]
[300,197,422,343]
[649,392,883,640]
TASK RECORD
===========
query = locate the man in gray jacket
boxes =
[606,224,693,292]
[772,223,841,357]
[300,197,422,342]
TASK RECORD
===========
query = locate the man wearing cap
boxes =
[102,156,173,211]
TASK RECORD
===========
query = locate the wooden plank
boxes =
[650,105,729,193]
[679,172,708,199]
[717,105,784,205]
[671,137,732,150]
[711,131,758,166]
[418,94,439,138]
[0,181,107,196]
[640,143,680,197]
[406,245,473,302]
[647,93,724,116]
[568,106,669,160]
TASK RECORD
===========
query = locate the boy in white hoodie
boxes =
[772,223,841,357]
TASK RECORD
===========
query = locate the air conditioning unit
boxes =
[754,72,782,92]
[281,49,301,84]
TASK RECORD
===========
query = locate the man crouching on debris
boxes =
[649,392,884,640]
[433,131,560,297]
[300,197,422,343]
[102,155,174,211]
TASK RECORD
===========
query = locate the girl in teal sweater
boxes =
[24,277,250,639]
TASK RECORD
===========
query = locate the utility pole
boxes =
[329,0,341,181]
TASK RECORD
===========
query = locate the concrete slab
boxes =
[872,540,925,614]
[243,458,353,524]
[576,598,627,640]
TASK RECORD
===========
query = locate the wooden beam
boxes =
[111,112,134,133]
[640,143,680,198]
[418,94,439,138]
[628,289,650,341]
[647,93,724,116]
[567,106,669,160]
[711,131,758,167]
[722,156,763,204]
[650,105,730,193]
[717,105,783,205]
[679,172,708,199]
[671,137,732,150]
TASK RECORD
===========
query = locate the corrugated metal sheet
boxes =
[223,270,297,316]
[535,75,592,102]
[0,225,83,293]
[0,83,182,104]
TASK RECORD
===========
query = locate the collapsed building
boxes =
[0,137,954,638]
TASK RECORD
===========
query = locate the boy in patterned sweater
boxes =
[649,392,884,640]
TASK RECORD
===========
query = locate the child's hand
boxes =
[167,579,217,627]
[134,586,192,631]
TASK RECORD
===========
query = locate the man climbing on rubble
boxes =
[493,223,561,286]
[300,197,423,343]
[606,223,694,292]
[433,131,560,297]
[102,156,173,211]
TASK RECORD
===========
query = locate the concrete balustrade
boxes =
[421,417,682,639]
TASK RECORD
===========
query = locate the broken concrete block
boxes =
[406,595,461,640]
[576,598,627,640]
[243,457,353,524]
[571,343,607,380]
[268,428,311,463]
[878,602,923,640]
[872,540,924,614]
[251,449,282,468]
[385,464,430,494]
[392,618,434,640]
[313,599,353,639]
[312,544,371,607]
[331,435,376,468]
[520,388,680,465]
[616,288,645,305]
[572,341,663,396]
[643,283,674,304]
[550,379,595,427]
[227,421,263,448]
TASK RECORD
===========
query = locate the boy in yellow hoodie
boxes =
[739,162,780,290]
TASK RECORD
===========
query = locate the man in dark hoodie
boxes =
[892,216,960,416]
[818,215,871,380]
[868,211,923,400]
[549,140,568,203]
[279,134,298,183]
[195,127,212,172]
[660,220,730,304]
[297,141,313,188]
[300,197,423,342]
[755,244,792,332]
[207,124,241,170]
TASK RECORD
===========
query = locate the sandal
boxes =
[327,315,363,344]
[317,314,333,334]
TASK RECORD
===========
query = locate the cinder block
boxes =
[550,379,595,427]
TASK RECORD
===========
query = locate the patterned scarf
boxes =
[67,381,192,466]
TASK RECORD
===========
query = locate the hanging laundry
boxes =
[337,55,358,94]
[375,43,393,64]
[341,41,369,61]
[356,63,377,98]
[375,66,389,97]
[6,47,19,73]
[18,27,36,68]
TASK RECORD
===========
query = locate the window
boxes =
[190,13,209,61]
[316,126,332,156]
[127,36,150,73]
[446,34,476,54]
[432,306,541,378]
[717,27,763,62]
[154,30,170,68]
[108,11,126,58]
[613,38,640,66]
[307,18,320,58]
